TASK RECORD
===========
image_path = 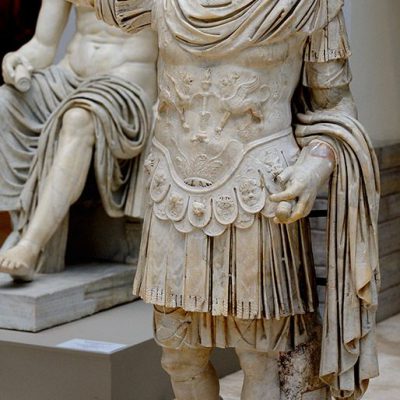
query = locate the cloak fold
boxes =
[163,0,346,56]
[96,0,349,62]
[295,112,380,400]
[18,70,152,230]
[0,66,152,238]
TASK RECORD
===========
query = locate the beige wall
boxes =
[348,0,400,145]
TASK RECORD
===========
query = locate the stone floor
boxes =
[220,313,400,399]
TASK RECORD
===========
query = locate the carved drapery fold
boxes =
[0,66,152,226]
[163,0,345,56]
[296,112,380,400]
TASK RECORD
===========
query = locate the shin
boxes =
[161,346,220,400]
[236,348,280,400]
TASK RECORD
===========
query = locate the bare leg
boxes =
[236,348,280,400]
[0,108,95,280]
[161,346,220,400]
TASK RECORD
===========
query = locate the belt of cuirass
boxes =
[144,128,300,236]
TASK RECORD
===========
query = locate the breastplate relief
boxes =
[156,66,280,188]
[159,67,271,143]
[150,26,302,234]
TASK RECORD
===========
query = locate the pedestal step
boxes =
[0,263,137,331]
[0,301,240,400]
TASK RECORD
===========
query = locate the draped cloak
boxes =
[95,1,380,398]
[0,65,153,250]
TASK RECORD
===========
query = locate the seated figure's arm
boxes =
[2,0,71,85]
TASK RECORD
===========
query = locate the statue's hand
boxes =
[2,52,33,91]
[269,142,335,224]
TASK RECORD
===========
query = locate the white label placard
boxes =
[57,339,127,354]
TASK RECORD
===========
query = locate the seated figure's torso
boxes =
[153,12,308,188]
[60,7,158,101]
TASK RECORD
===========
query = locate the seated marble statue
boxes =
[0,0,157,281]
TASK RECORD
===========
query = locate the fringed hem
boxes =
[304,48,351,63]
[304,11,351,63]
[134,211,318,320]
[153,306,321,352]
[142,291,314,321]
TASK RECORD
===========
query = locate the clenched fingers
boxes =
[274,201,293,223]
[270,181,303,203]
[276,166,294,186]
[286,193,316,224]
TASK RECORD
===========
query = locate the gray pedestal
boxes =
[0,302,240,400]
[0,263,137,332]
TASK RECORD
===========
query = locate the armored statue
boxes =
[72,1,380,399]
[0,0,157,280]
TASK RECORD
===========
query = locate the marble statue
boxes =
[0,0,157,281]
[78,0,380,399]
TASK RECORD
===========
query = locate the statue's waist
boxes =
[144,128,301,233]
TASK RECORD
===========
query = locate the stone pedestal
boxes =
[0,263,137,332]
[0,302,240,400]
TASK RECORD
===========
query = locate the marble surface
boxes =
[0,263,136,332]
[220,313,400,399]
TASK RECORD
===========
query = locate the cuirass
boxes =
[147,4,306,234]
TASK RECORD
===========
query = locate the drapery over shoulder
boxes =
[95,0,153,33]
[163,0,345,56]
[295,112,380,400]
[95,0,347,56]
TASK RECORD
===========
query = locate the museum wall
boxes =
[0,0,41,239]
[348,0,400,144]
[0,0,41,83]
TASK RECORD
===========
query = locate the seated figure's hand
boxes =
[270,142,335,224]
[2,52,33,92]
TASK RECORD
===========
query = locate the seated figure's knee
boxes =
[61,107,94,144]
[161,347,211,382]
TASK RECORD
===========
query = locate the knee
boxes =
[236,349,275,378]
[61,107,94,144]
[161,347,211,381]
[63,107,92,129]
